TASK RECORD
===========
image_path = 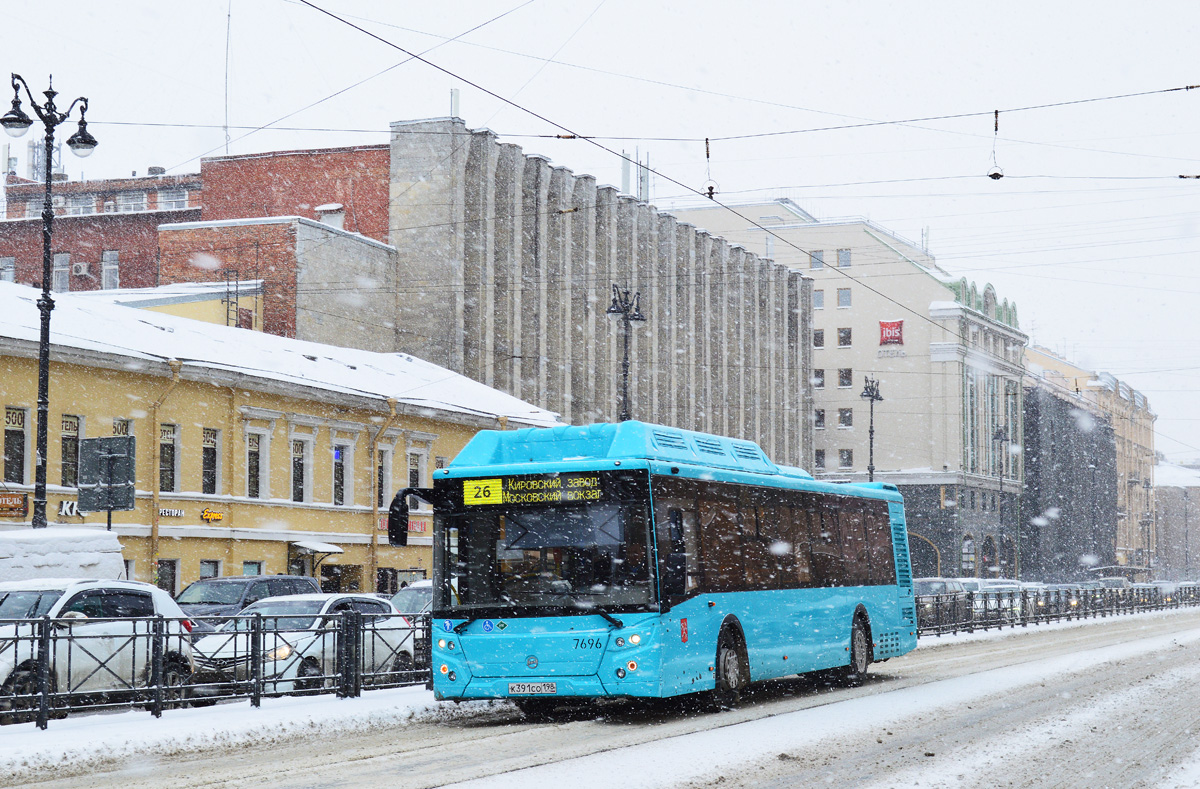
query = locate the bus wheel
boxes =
[711,628,748,710]
[840,617,871,687]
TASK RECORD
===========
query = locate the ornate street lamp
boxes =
[859,376,883,482]
[1,74,97,528]
[993,425,1009,576]
[606,283,646,422]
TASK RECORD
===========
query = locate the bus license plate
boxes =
[509,682,556,695]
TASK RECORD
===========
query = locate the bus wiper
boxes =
[559,593,623,629]
[592,608,624,629]
[452,618,477,634]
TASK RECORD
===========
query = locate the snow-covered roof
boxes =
[1154,462,1200,489]
[70,280,264,309]
[0,281,560,428]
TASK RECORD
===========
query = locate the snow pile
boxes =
[0,527,124,582]
[0,685,499,782]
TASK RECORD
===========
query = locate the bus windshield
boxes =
[444,500,655,615]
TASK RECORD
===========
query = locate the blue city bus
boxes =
[388,421,917,714]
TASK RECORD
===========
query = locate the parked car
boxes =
[190,593,415,697]
[0,578,194,723]
[389,580,433,617]
[913,578,968,628]
[175,575,321,627]
[1096,576,1131,590]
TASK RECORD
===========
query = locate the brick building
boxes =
[1,172,200,291]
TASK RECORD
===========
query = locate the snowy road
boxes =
[10,608,1200,789]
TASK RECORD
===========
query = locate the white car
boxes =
[0,578,195,723]
[190,593,415,696]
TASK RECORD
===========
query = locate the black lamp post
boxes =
[993,425,1009,575]
[606,283,646,422]
[859,376,883,482]
[1,75,98,529]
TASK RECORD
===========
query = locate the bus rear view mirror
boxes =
[388,487,438,547]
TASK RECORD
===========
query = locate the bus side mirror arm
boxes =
[388,487,440,547]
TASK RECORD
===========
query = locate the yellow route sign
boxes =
[464,478,504,505]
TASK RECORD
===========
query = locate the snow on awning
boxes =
[290,540,344,555]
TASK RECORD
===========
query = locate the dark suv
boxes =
[175,575,321,623]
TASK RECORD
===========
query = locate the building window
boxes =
[4,407,26,484]
[332,444,349,506]
[242,560,263,576]
[838,449,854,469]
[961,535,976,576]
[837,288,852,308]
[156,559,179,595]
[202,428,219,495]
[376,449,392,508]
[813,290,824,310]
[838,408,854,428]
[60,415,81,488]
[408,452,423,489]
[0,257,14,282]
[292,439,311,503]
[810,250,824,269]
[812,369,825,389]
[159,424,178,493]
[838,368,853,388]
[199,560,220,579]
[101,250,119,290]
[26,200,41,218]
[247,433,265,498]
[837,328,852,347]
[837,248,851,268]
[814,449,826,470]
[52,253,70,292]
[67,194,94,215]
[158,187,187,210]
[814,409,825,430]
[435,456,448,470]
[116,191,146,212]
[813,329,825,349]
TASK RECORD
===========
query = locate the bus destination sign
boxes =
[463,473,604,506]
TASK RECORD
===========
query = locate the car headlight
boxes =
[264,644,293,661]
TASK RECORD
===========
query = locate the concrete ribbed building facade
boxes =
[389,118,813,467]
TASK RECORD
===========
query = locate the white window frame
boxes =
[291,437,313,503]
[242,560,263,576]
[0,256,15,283]
[116,191,146,213]
[52,252,70,292]
[837,288,852,308]
[4,405,29,484]
[839,449,854,469]
[199,559,221,579]
[67,194,94,215]
[101,250,119,290]
[246,428,270,499]
[158,187,187,210]
[813,289,824,310]
[202,427,221,496]
[332,441,354,506]
[376,446,393,509]
[159,423,179,493]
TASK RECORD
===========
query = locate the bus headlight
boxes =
[629,634,641,645]
[438,638,446,649]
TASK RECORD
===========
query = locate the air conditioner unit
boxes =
[71,261,89,276]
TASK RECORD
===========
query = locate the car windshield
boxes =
[0,590,63,619]
[177,581,246,605]
[915,580,947,595]
[445,499,655,615]
[223,599,325,631]
[390,586,432,614]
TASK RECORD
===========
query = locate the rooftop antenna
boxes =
[224,0,233,155]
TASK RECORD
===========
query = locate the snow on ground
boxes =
[1,607,1195,782]
[452,618,1200,789]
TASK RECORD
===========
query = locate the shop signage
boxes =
[200,508,224,523]
[58,500,81,517]
[159,508,185,517]
[407,518,429,534]
[0,491,28,517]
[879,320,904,345]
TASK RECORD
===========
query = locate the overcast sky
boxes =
[6,1,1199,462]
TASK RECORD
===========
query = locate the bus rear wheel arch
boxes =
[839,612,873,687]
[711,620,749,710]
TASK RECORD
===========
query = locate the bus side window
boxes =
[839,502,871,586]
[787,504,814,585]
[807,494,845,586]
[865,502,896,584]
[700,490,742,593]
[661,509,687,597]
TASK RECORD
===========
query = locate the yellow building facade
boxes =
[0,282,558,594]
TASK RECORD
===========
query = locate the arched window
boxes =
[961,534,976,576]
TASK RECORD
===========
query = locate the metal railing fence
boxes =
[916,586,1200,637]
[1,611,430,729]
